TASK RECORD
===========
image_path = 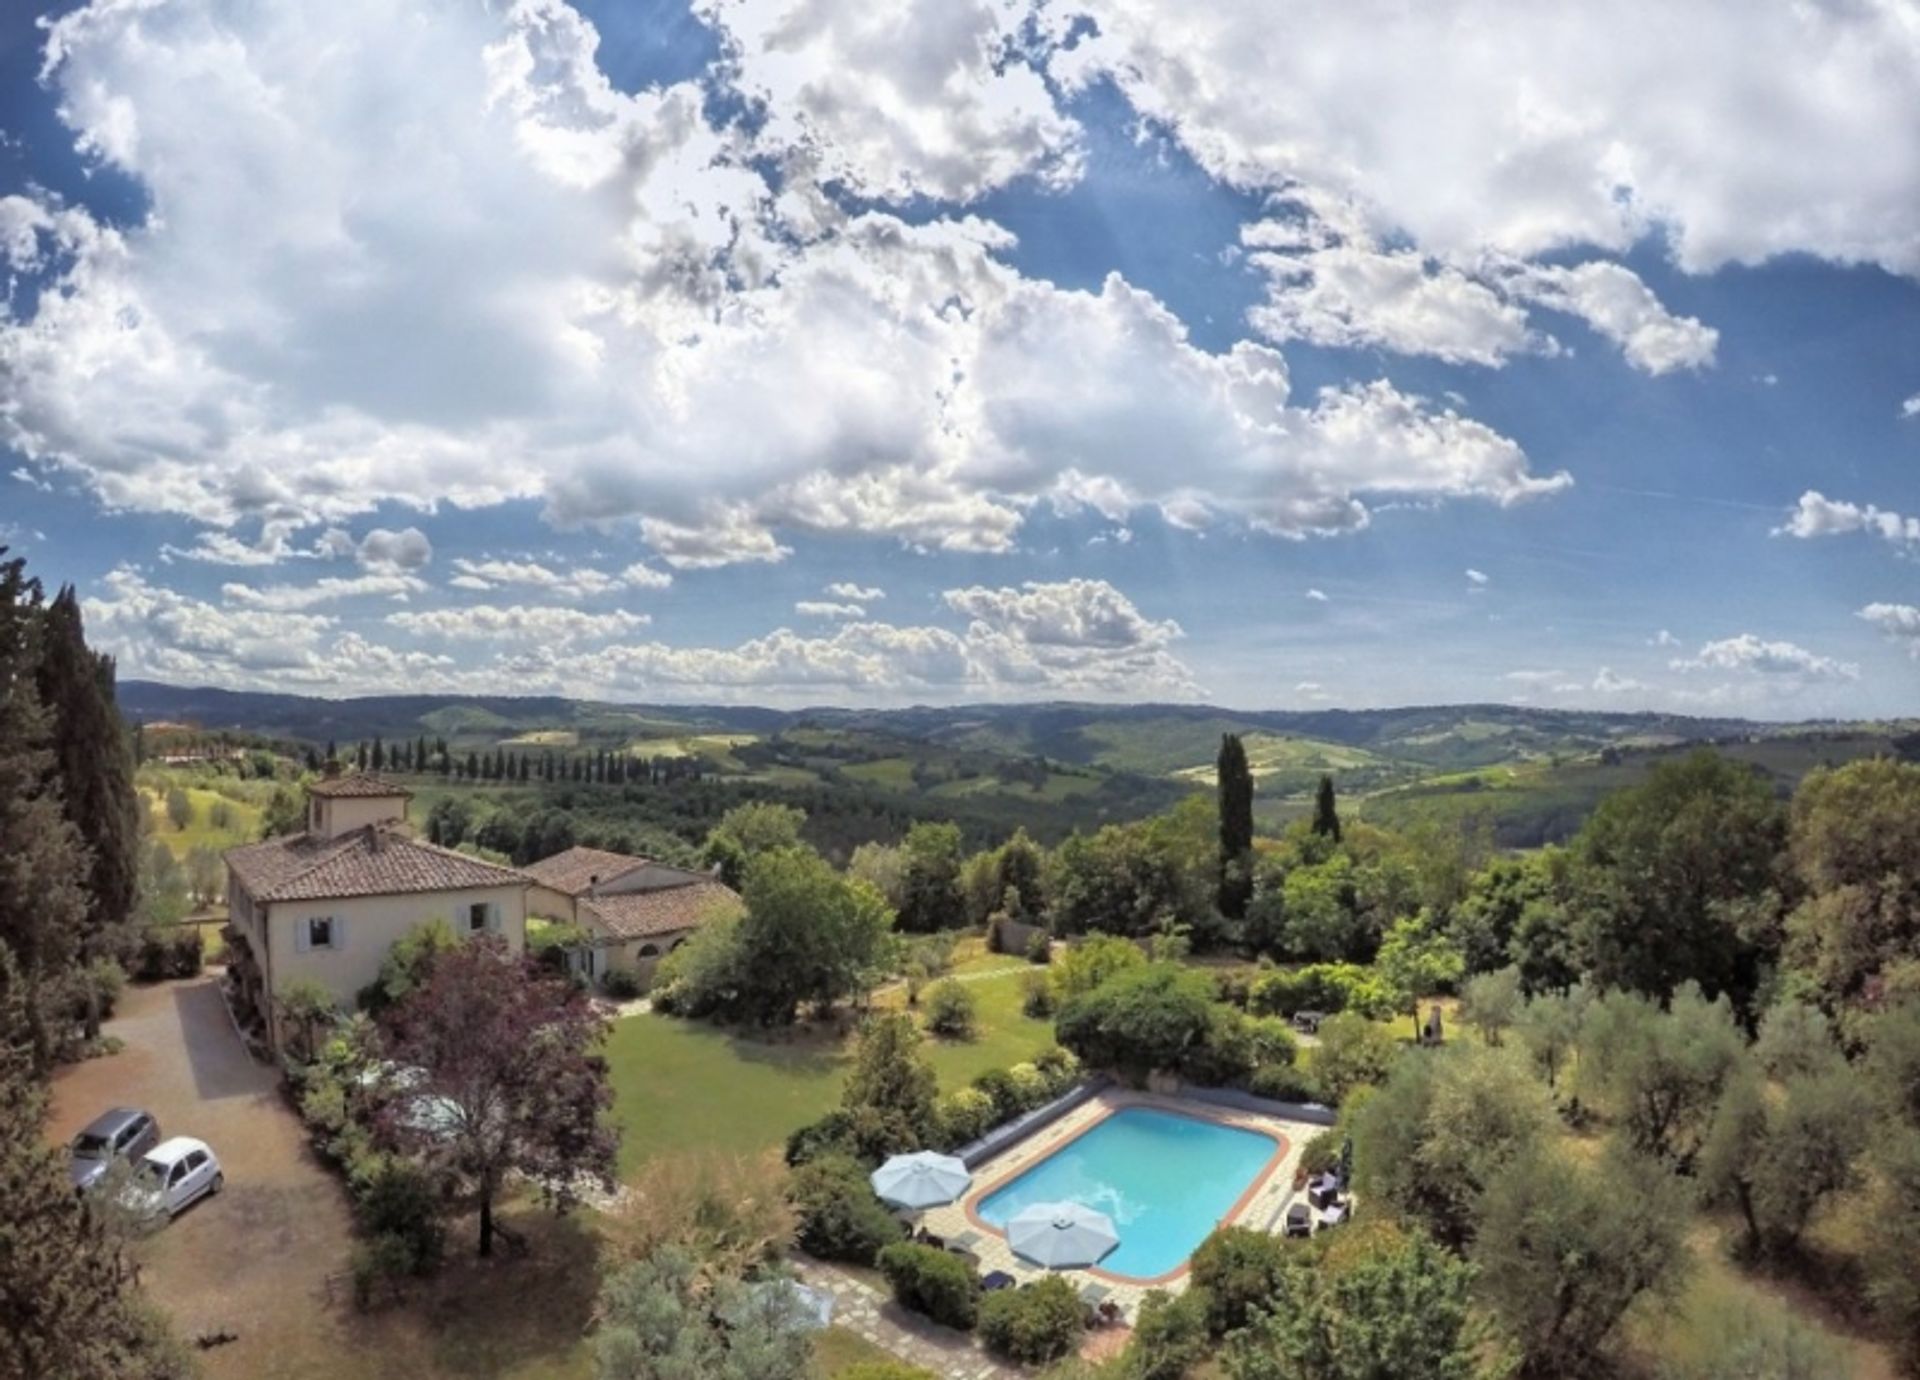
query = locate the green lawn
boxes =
[812,1326,908,1376]
[603,968,1058,1176]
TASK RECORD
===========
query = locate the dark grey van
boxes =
[69,1107,161,1192]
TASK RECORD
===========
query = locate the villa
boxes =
[221,773,531,1050]
[522,844,739,988]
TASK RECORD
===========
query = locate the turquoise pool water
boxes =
[974,1107,1280,1280]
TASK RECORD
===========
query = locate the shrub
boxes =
[1176,1006,1259,1087]
[1006,1062,1048,1108]
[1189,1226,1292,1336]
[1021,969,1057,1018]
[934,1088,997,1148]
[973,1068,1026,1122]
[790,1154,905,1264]
[134,927,203,982]
[1025,931,1053,964]
[1246,1017,1298,1068]
[924,980,978,1040]
[1128,1287,1211,1380]
[785,1110,858,1167]
[877,1242,980,1330]
[978,1275,1084,1364]
[601,967,644,1000]
[1248,964,1397,1020]
[1248,1063,1322,1105]
[1212,967,1256,1009]
[1055,963,1222,1081]
[351,1158,447,1275]
[350,1233,416,1311]
[1032,1045,1081,1096]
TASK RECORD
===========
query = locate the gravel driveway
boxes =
[47,975,367,1378]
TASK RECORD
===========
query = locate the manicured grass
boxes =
[812,1326,907,1376]
[602,967,1060,1177]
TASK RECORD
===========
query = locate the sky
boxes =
[1,0,1917,717]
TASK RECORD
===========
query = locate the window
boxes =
[183,1150,207,1173]
[305,916,336,951]
[637,944,660,958]
[467,902,491,934]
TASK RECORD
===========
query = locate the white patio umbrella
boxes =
[1006,1201,1119,1269]
[869,1151,972,1209]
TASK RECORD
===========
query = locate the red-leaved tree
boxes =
[379,936,617,1256]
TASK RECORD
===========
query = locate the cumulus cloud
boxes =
[1047,0,1920,276]
[1776,491,1920,548]
[447,557,662,599]
[796,600,866,619]
[697,0,1081,203]
[357,527,434,573]
[1859,603,1920,657]
[826,582,884,602]
[1650,629,1681,648]
[1304,588,1328,602]
[0,0,1568,571]
[1670,634,1858,682]
[1902,395,1920,419]
[1465,568,1490,586]
[386,604,650,643]
[1506,262,1717,375]
[223,574,428,611]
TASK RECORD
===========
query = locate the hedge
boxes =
[790,1153,904,1265]
[978,1275,1084,1364]
[878,1242,980,1330]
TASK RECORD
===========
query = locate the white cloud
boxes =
[697,0,1081,203]
[357,527,434,573]
[1047,0,1920,277]
[826,582,884,602]
[1670,633,1858,682]
[447,556,661,599]
[1304,588,1328,602]
[1506,261,1717,375]
[1590,667,1647,696]
[1650,629,1681,648]
[1465,568,1490,585]
[386,604,650,644]
[1294,681,1331,702]
[0,0,1567,570]
[1859,603,1920,657]
[1775,491,1920,548]
[796,600,866,619]
[1902,394,1920,419]
[222,574,428,611]
[942,577,1180,651]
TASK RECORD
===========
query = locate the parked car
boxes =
[126,1137,224,1219]
[68,1107,161,1192]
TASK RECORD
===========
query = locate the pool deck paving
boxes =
[914,1089,1315,1319]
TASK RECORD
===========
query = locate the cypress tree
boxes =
[1312,773,1343,842]
[1216,733,1255,919]
[466,750,479,780]
[34,588,140,975]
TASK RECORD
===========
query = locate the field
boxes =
[139,782,263,859]
[603,964,1055,1174]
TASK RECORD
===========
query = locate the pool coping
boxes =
[956,1092,1295,1287]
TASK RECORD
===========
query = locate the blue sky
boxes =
[2,0,1917,715]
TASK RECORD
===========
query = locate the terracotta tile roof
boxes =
[520,845,649,897]
[224,826,527,902]
[580,880,741,940]
[307,772,413,799]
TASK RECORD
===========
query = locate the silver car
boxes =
[69,1107,161,1193]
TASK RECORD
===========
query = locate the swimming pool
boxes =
[973,1106,1282,1281]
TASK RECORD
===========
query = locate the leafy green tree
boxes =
[1125,1288,1211,1380]
[1354,1044,1553,1249]
[1375,912,1465,1039]
[163,786,192,833]
[1513,984,1588,1091]
[702,802,808,888]
[922,979,977,1039]
[1576,984,1744,1170]
[259,784,304,839]
[732,848,893,1023]
[1473,1147,1689,1378]
[360,918,460,1015]
[992,828,1045,920]
[847,841,908,912]
[897,821,964,933]
[1785,758,1920,1007]
[1225,1223,1490,1380]
[1217,734,1255,920]
[1310,1012,1402,1104]
[1276,854,1365,962]
[1751,998,1844,1082]
[1311,773,1342,842]
[841,1012,938,1151]
[1451,851,1566,977]
[1189,1226,1295,1336]
[1461,965,1523,1046]
[1699,1058,1871,1257]
[0,1048,192,1380]
[1051,933,1147,1003]
[1054,963,1221,1081]
[1860,1125,1920,1366]
[789,1153,904,1264]
[1574,750,1785,1021]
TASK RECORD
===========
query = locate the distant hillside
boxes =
[119,681,1915,848]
